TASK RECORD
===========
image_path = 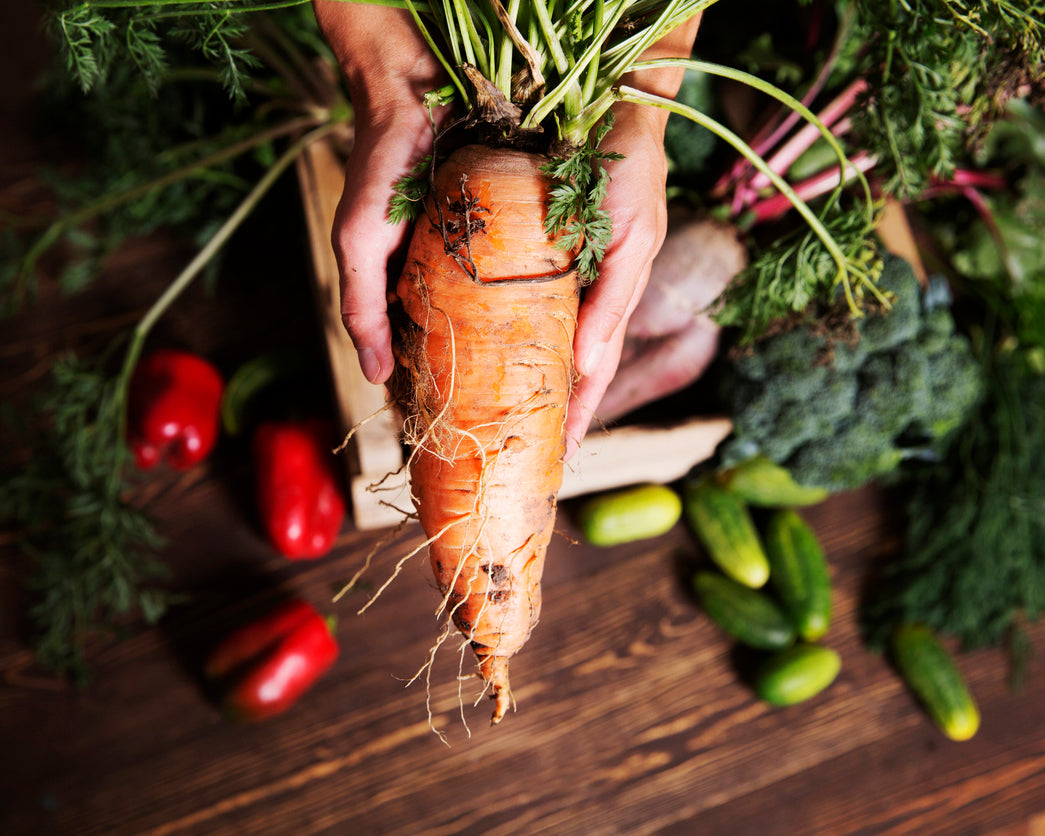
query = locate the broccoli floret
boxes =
[856,351,933,439]
[788,418,905,492]
[920,306,958,354]
[818,369,860,424]
[856,259,923,353]
[728,380,782,440]
[764,328,825,375]
[830,337,870,374]
[759,402,835,462]
[916,336,984,442]
[761,362,829,405]
[721,256,984,494]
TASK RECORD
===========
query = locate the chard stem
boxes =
[634,56,876,226]
[618,84,864,312]
[747,79,867,193]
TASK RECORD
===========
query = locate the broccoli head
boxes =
[719,255,984,493]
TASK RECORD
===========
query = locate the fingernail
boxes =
[357,348,380,383]
[581,341,606,376]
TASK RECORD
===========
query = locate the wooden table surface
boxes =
[3,9,1045,835]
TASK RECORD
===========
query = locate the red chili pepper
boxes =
[127,349,224,470]
[205,599,339,722]
[253,418,347,559]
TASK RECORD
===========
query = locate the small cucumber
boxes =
[718,456,828,508]
[576,483,682,547]
[754,643,841,706]
[891,624,980,741]
[693,571,796,650]
[684,479,770,588]
[764,509,832,640]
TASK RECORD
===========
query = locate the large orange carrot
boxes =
[391,144,580,724]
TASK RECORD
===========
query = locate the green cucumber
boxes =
[754,643,841,706]
[764,509,832,640]
[718,456,828,508]
[684,479,770,588]
[891,624,980,741]
[576,483,682,547]
[693,571,796,650]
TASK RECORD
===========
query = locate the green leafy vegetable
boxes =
[5,4,343,313]
[48,0,287,101]
[1,354,169,680]
[862,349,1045,658]
[3,6,344,675]
[713,195,882,341]
[846,0,1045,199]
[542,119,622,284]
[719,256,983,493]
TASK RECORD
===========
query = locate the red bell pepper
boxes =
[127,349,224,470]
[205,598,339,722]
[253,418,346,559]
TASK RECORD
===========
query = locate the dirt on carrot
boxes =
[388,144,581,725]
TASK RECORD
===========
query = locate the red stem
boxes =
[747,79,867,193]
[745,149,877,225]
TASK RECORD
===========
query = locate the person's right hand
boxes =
[312,2,447,384]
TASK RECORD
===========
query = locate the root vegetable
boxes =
[596,212,746,424]
[390,145,580,724]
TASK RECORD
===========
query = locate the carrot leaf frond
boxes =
[542,117,621,283]
[390,153,435,225]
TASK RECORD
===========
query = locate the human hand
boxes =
[312,2,446,384]
[312,3,702,451]
[562,16,703,456]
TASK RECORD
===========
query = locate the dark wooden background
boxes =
[2,5,1044,834]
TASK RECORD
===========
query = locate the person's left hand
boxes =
[563,13,703,456]
[563,103,673,456]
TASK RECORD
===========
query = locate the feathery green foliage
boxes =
[862,350,1045,660]
[847,0,1045,199]
[1,354,169,680]
[541,120,622,283]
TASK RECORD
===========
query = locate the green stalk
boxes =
[580,0,605,102]
[108,123,337,495]
[523,0,630,135]
[439,0,464,66]
[528,0,584,119]
[633,56,877,222]
[617,86,880,313]
[450,0,484,73]
[403,0,469,104]
[16,115,320,304]
[494,0,520,93]
[593,0,692,86]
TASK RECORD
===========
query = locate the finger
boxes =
[564,326,627,460]
[573,122,669,378]
[573,220,661,378]
[331,119,433,383]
